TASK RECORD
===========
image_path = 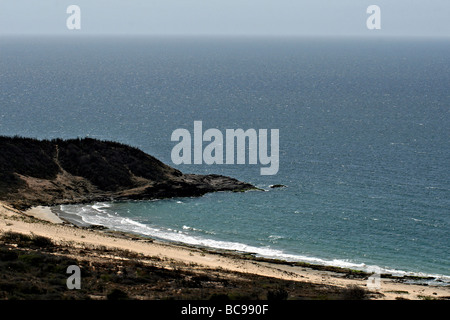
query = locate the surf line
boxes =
[171,121,279,175]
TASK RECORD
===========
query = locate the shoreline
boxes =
[1,201,449,300]
[50,201,450,285]
[24,206,65,224]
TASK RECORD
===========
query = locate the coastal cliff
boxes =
[0,136,255,209]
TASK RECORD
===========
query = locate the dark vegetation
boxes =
[0,136,254,209]
[0,137,59,194]
[55,137,177,191]
[0,231,375,300]
[0,136,177,194]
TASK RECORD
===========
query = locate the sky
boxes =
[0,0,449,37]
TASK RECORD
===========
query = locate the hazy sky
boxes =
[0,0,449,37]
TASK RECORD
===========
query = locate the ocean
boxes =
[0,36,448,282]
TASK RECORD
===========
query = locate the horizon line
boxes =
[1,33,450,40]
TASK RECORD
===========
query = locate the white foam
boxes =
[182,225,216,235]
[59,203,450,284]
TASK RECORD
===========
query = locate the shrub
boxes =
[0,231,53,248]
[342,285,369,300]
[107,288,129,300]
[267,287,289,300]
[30,234,54,248]
[0,248,19,261]
[18,253,47,265]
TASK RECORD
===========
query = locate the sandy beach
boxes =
[1,201,448,300]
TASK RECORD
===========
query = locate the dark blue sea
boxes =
[0,36,448,281]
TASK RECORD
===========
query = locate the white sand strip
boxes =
[24,206,64,224]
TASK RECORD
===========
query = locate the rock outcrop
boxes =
[0,137,255,209]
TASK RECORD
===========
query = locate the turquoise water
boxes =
[0,37,449,280]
